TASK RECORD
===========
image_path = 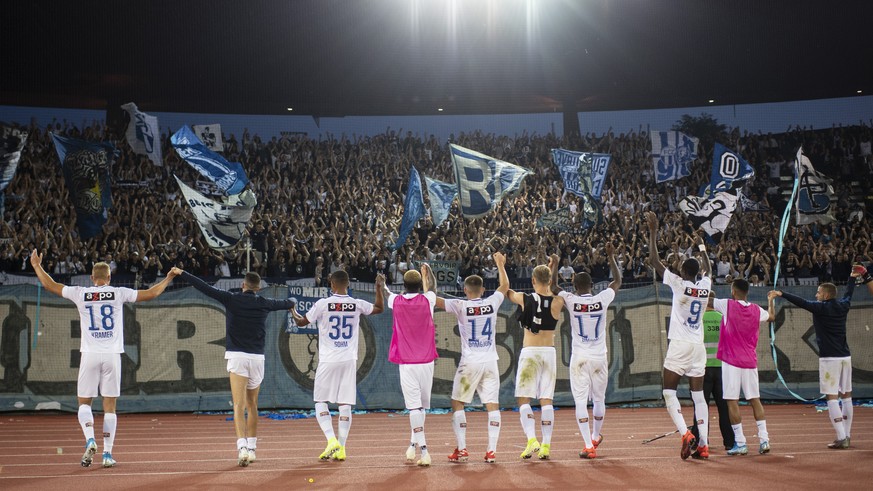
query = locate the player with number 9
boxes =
[646,212,714,460]
[30,250,179,468]
[432,252,510,463]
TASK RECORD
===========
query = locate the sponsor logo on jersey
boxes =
[84,291,115,302]
[466,305,495,316]
[683,287,709,298]
[328,303,356,312]
[573,302,603,312]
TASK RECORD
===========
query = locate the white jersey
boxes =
[663,269,711,344]
[444,292,504,363]
[62,285,138,354]
[559,288,616,359]
[306,294,374,363]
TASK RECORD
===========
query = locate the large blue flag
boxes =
[651,131,698,183]
[424,175,457,228]
[794,147,835,225]
[393,166,425,250]
[450,144,532,218]
[171,126,248,195]
[121,103,162,166]
[551,149,611,200]
[0,125,28,214]
[706,143,754,196]
[51,134,116,240]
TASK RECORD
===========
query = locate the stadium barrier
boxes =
[0,283,869,413]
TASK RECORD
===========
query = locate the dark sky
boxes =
[4,0,872,116]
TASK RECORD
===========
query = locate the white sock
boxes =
[487,411,501,453]
[237,437,247,450]
[756,420,769,442]
[732,423,746,446]
[246,437,257,450]
[662,390,687,434]
[315,402,336,440]
[827,399,847,440]
[592,400,605,440]
[519,404,536,440]
[452,410,467,449]
[691,391,708,446]
[338,405,352,447]
[409,409,428,456]
[78,404,95,441]
[541,405,554,445]
[576,403,592,448]
[841,398,853,438]
[410,412,426,446]
[102,413,117,453]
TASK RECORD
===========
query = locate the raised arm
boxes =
[606,242,622,291]
[493,251,510,296]
[29,250,64,296]
[547,253,561,295]
[645,212,666,277]
[769,289,824,314]
[766,290,776,322]
[693,233,712,277]
[136,268,180,302]
[373,273,386,314]
[421,263,437,293]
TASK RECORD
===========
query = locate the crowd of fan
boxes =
[3,116,872,290]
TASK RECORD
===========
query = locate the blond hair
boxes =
[92,262,110,280]
[532,265,551,285]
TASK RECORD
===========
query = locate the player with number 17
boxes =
[646,212,714,460]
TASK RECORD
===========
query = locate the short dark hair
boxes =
[573,272,592,291]
[244,272,261,290]
[681,258,700,278]
[330,270,349,286]
[732,278,750,294]
[464,275,484,289]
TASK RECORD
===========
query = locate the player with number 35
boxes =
[646,212,714,460]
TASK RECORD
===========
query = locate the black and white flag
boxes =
[192,124,224,152]
[678,190,738,243]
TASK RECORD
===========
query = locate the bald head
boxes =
[403,270,422,293]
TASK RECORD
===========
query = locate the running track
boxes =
[0,405,869,490]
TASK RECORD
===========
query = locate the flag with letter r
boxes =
[450,143,532,218]
[651,131,698,183]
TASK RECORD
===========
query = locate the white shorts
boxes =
[226,357,265,389]
[514,347,557,400]
[78,352,121,398]
[451,360,500,404]
[721,362,760,400]
[819,357,852,395]
[570,353,608,403]
[663,339,706,378]
[399,362,434,410]
[314,359,357,405]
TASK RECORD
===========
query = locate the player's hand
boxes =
[29,249,42,268]
[549,253,559,269]
[492,251,506,267]
[375,273,386,288]
[851,264,867,278]
[170,267,184,277]
[645,211,658,231]
[768,290,781,299]
[605,242,615,256]
[420,263,431,275]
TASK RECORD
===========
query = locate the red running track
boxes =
[0,405,870,490]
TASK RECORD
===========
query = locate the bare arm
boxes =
[766,290,776,322]
[137,268,180,302]
[694,233,712,277]
[493,251,510,296]
[645,212,666,277]
[606,242,622,291]
[421,263,437,293]
[29,250,65,296]
[372,273,386,314]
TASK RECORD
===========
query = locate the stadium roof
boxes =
[5,0,872,117]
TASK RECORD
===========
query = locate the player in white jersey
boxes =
[646,212,714,460]
[553,243,621,459]
[291,270,384,461]
[30,250,178,468]
[433,252,510,464]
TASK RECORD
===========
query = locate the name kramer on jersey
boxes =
[84,292,117,339]
[329,302,356,348]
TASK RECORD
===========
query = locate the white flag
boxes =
[192,124,224,152]
[175,176,257,250]
[120,103,162,166]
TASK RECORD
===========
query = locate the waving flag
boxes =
[651,131,698,183]
[424,175,457,228]
[192,124,224,152]
[175,176,257,250]
[51,134,116,240]
[393,166,425,250]
[679,191,738,243]
[171,126,248,195]
[795,148,835,225]
[120,103,162,166]
[450,144,532,218]
[0,125,28,213]
[706,143,754,195]
[551,149,612,200]
[739,189,769,212]
[536,207,574,232]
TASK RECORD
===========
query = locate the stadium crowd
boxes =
[3,116,872,289]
